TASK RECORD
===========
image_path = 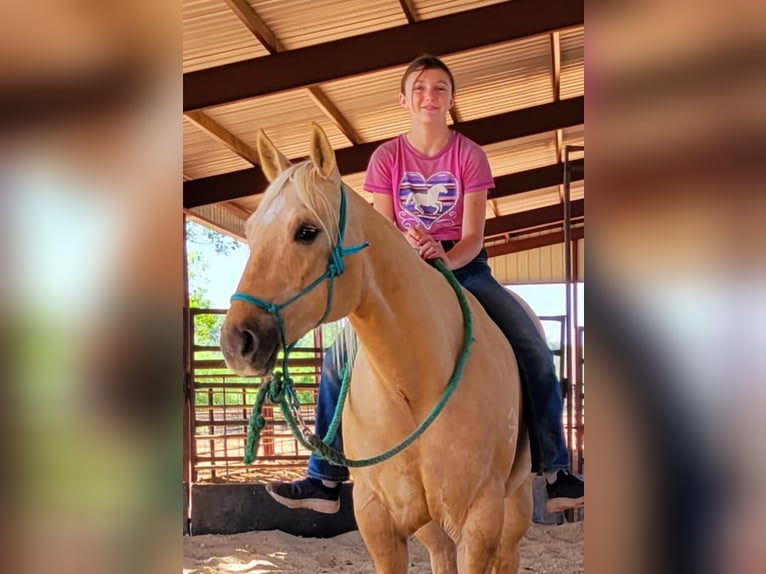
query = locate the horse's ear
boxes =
[309,122,337,179]
[257,129,291,182]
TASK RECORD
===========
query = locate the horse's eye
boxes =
[295,224,320,243]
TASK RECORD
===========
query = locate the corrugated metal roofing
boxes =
[204,90,351,159]
[319,65,412,143]
[560,26,584,99]
[492,179,584,221]
[489,238,584,284]
[183,0,269,72]
[562,123,585,160]
[252,0,407,50]
[442,34,554,121]
[415,0,509,20]
[188,203,248,239]
[183,1,584,257]
[484,130,558,176]
[183,116,252,178]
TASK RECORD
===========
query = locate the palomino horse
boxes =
[221,123,533,573]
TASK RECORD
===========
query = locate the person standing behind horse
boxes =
[266,54,584,515]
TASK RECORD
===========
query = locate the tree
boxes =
[185,220,243,346]
[185,220,241,256]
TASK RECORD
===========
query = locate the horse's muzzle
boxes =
[220,315,281,377]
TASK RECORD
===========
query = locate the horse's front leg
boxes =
[456,480,505,574]
[415,521,458,574]
[354,482,408,574]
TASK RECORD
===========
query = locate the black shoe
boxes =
[265,477,341,514]
[545,470,584,513]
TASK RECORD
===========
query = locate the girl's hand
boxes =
[408,225,448,262]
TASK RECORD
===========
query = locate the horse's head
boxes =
[221,123,368,376]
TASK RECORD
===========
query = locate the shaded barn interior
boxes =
[182,0,585,535]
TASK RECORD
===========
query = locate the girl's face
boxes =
[400,67,454,124]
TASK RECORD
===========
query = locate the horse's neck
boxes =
[346,201,464,400]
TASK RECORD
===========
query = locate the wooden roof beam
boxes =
[223,0,359,145]
[184,0,584,111]
[306,86,361,144]
[185,155,583,211]
[184,110,260,165]
[184,97,583,207]
[397,0,419,24]
[486,225,584,257]
[551,31,561,101]
[489,159,583,201]
[484,199,584,237]
[223,0,284,54]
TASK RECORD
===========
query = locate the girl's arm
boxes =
[371,192,420,249]
[410,190,487,270]
[372,189,488,269]
[371,192,396,223]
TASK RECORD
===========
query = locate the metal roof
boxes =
[183,0,585,274]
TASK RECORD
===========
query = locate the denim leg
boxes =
[306,338,351,482]
[454,258,570,473]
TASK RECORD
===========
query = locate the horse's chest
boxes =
[356,463,429,524]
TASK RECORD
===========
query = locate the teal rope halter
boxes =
[231,185,369,370]
[230,185,368,464]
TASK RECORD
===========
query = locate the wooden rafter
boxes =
[489,159,583,200]
[184,110,260,165]
[306,87,360,144]
[222,0,284,54]
[184,97,583,206]
[486,225,584,258]
[187,153,583,210]
[397,0,419,24]
[551,31,561,101]
[184,0,584,111]
[222,0,358,145]
[484,199,584,237]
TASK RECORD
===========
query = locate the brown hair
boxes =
[400,54,456,95]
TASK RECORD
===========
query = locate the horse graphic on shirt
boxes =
[399,171,459,230]
[406,183,447,216]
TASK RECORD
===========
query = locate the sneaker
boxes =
[545,470,584,513]
[265,477,341,514]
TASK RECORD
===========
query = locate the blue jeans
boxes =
[307,343,350,481]
[307,249,569,480]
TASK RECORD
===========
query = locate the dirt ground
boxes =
[183,521,584,573]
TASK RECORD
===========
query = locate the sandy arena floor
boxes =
[183,521,584,573]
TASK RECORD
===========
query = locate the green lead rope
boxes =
[243,258,473,467]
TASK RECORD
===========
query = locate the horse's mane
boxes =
[247,160,341,251]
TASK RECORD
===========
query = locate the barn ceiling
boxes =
[182,0,584,255]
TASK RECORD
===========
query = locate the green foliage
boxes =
[185,220,242,256]
[185,220,347,411]
[185,220,242,345]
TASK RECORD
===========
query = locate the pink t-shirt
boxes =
[363,131,495,241]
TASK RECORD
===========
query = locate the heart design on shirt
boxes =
[398,171,459,230]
